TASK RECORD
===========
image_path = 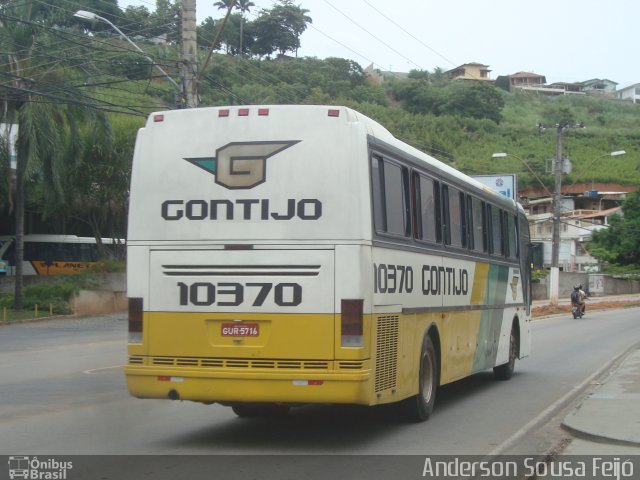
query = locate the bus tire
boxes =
[398,335,438,422]
[231,404,290,418]
[493,326,518,381]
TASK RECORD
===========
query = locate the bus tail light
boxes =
[128,297,143,343]
[341,299,363,347]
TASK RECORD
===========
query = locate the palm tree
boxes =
[236,0,255,56]
[0,3,110,309]
[213,0,236,11]
[214,0,255,55]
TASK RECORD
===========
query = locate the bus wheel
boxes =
[493,327,518,381]
[231,404,291,418]
[398,335,438,422]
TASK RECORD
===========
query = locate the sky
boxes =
[118,0,638,89]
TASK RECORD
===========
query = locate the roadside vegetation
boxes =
[0,276,91,320]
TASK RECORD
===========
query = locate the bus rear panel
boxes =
[126,106,377,405]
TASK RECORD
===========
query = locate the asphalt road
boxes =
[1,308,639,462]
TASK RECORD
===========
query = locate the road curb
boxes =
[561,343,640,447]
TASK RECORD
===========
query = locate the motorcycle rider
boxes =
[571,284,587,315]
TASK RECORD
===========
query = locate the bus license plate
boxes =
[221,323,259,337]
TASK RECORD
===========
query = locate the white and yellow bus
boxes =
[125,105,532,421]
[0,234,123,276]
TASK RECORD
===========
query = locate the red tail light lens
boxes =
[341,299,363,347]
[128,297,143,343]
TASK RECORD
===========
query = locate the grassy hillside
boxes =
[350,91,640,190]
[190,55,640,189]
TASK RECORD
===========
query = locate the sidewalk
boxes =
[530,294,640,454]
[561,344,640,454]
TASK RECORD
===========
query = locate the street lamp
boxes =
[74,10,182,104]
[569,150,627,191]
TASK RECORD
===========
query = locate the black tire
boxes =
[572,309,578,319]
[494,327,518,381]
[231,404,290,418]
[397,334,438,422]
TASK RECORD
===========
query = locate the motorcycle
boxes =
[571,302,584,319]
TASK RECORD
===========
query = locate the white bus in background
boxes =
[0,234,124,276]
[125,105,532,421]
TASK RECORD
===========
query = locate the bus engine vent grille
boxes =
[375,315,399,393]
[149,356,329,370]
[339,361,365,370]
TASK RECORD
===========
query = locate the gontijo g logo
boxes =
[184,140,301,190]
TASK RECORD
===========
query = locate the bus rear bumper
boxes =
[124,365,373,405]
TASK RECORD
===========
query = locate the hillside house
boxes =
[445,63,492,81]
[519,183,636,272]
[617,83,640,103]
[496,72,547,90]
[580,78,618,96]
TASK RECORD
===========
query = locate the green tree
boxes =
[149,0,181,44]
[121,5,152,37]
[540,105,577,127]
[251,0,311,57]
[236,0,255,55]
[392,79,444,115]
[43,0,121,32]
[392,79,504,123]
[203,1,255,55]
[0,2,110,308]
[588,189,640,266]
[41,116,136,248]
[441,82,505,123]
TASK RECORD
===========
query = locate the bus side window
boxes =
[4,241,15,265]
[371,156,410,237]
[468,196,486,253]
[506,213,518,259]
[78,243,98,262]
[371,156,386,233]
[414,173,441,244]
[443,185,466,248]
[487,204,504,256]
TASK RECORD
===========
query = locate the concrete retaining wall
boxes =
[532,272,640,300]
[70,289,127,316]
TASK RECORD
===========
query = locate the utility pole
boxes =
[538,122,584,306]
[550,124,563,306]
[181,0,198,108]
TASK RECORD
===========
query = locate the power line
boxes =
[361,0,458,70]
[323,0,425,71]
